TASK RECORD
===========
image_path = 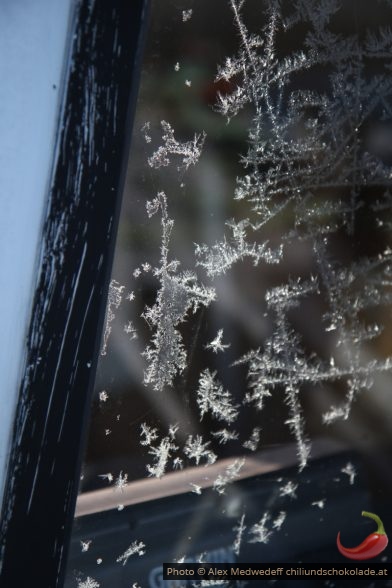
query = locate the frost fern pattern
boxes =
[194,0,392,465]
[129,0,392,484]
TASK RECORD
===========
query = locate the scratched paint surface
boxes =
[0,0,74,510]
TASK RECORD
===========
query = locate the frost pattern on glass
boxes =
[213,458,245,494]
[142,192,215,391]
[75,1,392,584]
[80,540,92,553]
[279,480,298,499]
[182,9,193,22]
[196,369,239,424]
[192,0,392,467]
[116,541,146,565]
[248,513,272,544]
[101,0,392,486]
[232,514,246,556]
[242,427,261,452]
[184,434,217,466]
[147,121,206,174]
[101,280,124,356]
[77,577,100,588]
[212,428,238,444]
[248,510,287,544]
[341,461,357,485]
[205,329,230,354]
[145,429,178,478]
[114,471,128,492]
[195,219,282,277]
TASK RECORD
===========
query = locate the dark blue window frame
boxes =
[0,2,150,586]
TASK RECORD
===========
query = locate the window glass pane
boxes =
[66,1,392,586]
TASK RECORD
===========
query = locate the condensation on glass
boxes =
[65,1,392,586]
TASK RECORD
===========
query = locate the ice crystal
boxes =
[242,427,261,452]
[142,192,215,391]
[235,279,320,469]
[196,369,239,423]
[114,471,128,492]
[98,473,113,484]
[272,511,287,531]
[146,435,178,478]
[233,514,246,556]
[196,219,282,277]
[148,121,206,173]
[124,320,137,340]
[141,424,179,478]
[211,429,239,444]
[279,480,298,499]
[173,457,183,470]
[311,499,326,509]
[168,424,179,439]
[341,462,356,485]
[216,85,249,122]
[99,390,108,402]
[205,329,230,353]
[182,9,193,22]
[141,121,151,143]
[140,423,159,446]
[184,435,217,466]
[190,483,202,494]
[77,577,100,588]
[101,280,124,356]
[248,513,272,544]
[213,457,245,494]
[116,541,146,565]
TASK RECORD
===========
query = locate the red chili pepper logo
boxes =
[337,511,388,560]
